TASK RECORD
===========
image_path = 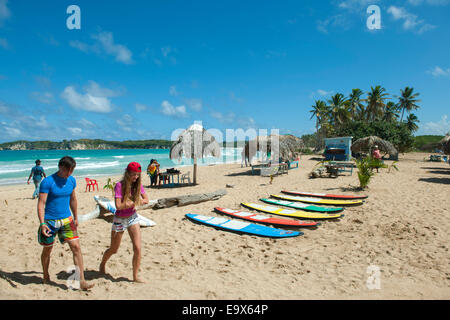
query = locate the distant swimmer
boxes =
[27,159,46,199]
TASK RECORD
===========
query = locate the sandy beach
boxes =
[0,152,449,300]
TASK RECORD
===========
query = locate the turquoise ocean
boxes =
[0,148,244,186]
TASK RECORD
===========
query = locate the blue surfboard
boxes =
[185,214,302,238]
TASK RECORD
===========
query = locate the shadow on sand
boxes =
[56,269,132,284]
[146,183,196,189]
[0,269,67,289]
[418,177,450,185]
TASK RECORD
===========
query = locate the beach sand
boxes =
[0,152,449,300]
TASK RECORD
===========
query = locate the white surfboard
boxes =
[94,195,156,227]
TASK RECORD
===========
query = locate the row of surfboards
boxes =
[186,190,367,239]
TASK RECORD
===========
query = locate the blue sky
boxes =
[0,0,449,143]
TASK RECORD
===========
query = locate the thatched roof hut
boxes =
[351,135,398,160]
[170,123,221,184]
[242,134,304,166]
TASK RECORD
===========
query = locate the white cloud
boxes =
[317,14,351,34]
[210,110,235,123]
[210,110,256,129]
[135,103,148,112]
[421,115,450,135]
[387,6,436,34]
[428,66,450,77]
[77,118,96,128]
[116,114,135,130]
[310,89,334,99]
[318,89,334,96]
[4,126,21,137]
[84,80,120,97]
[68,127,83,135]
[70,31,133,65]
[69,40,91,53]
[408,0,450,5]
[61,81,119,113]
[185,98,203,111]
[0,0,11,26]
[92,31,133,64]
[161,46,177,65]
[338,0,380,11]
[31,91,54,104]
[169,86,179,96]
[161,100,187,118]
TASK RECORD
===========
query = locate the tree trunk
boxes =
[151,189,227,209]
[193,157,198,185]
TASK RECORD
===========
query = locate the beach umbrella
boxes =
[278,134,304,160]
[170,122,221,184]
[351,135,398,159]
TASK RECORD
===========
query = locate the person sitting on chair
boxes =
[147,159,160,186]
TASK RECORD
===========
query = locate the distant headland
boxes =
[0,139,174,151]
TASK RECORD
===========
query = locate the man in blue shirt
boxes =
[27,160,46,199]
[37,156,94,290]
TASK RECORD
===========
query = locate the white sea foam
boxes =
[76,161,120,170]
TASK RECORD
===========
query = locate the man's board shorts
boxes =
[112,213,140,232]
[38,216,79,246]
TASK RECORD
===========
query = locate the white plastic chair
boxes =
[181,171,191,184]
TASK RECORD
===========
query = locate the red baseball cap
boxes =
[127,162,142,173]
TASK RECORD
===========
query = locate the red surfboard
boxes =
[281,190,368,200]
[214,207,319,227]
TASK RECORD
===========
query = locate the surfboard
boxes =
[94,195,156,227]
[241,203,344,220]
[260,198,344,213]
[282,190,368,200]
[271,194,363,206]
[185,214,302,238]
[214,207,319,228]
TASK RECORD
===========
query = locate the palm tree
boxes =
[348,88,365,121]
[366,86,389,121]
[405,113,419,133]
[383,101,400,122]
[309,100,328,149]
[397,87,421,122]
[327,93,350,128]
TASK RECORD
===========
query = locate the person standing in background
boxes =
[27,160,46,199]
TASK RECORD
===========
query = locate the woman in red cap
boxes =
[100,162,149,283]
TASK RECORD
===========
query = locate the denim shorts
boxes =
[112,213,139,232]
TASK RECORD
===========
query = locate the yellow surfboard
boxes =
[241,203,344,220]
[271,194,363,206]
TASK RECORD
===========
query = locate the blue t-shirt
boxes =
[31,165,45,181]
[39,173,77,220]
